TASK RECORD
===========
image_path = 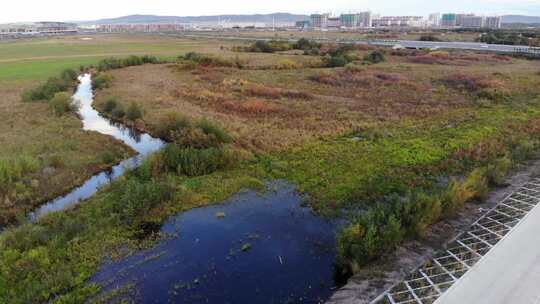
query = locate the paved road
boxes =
[368,40,538,54]
[435,203,540,304]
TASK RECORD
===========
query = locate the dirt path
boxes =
[327,157,540,304]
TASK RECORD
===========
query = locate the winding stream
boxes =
[29,74,165,221]
[28,74,339,302]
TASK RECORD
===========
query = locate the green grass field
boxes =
[0,34,230,81]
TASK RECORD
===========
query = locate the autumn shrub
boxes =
[108,178,172,226]
[153,112,192,140]
[100,151,116,164]
[195,119,232,144]
[111,105,125,119]
[244,84,282,99]
[485,156,513,186]
[274,59,301,70]
[22,75,74,102]
[126,102,143,121]
[103,96,119,113]
[309,72,339,86]
[441,74,492,92]
[223,99,281,115]
[178,52,233,68]
[511,139,538,161]
[97,55,160,72]
[48,92,73,116]
[442,168,488,214]
[293,38,321,52]
[281,90,314,100]
[246,40,293,53]
[60,68,78,82]
[396,191,443,237]
[409,55,444,65]
[162,145,235,177]
[375,73,402,82]
[91,73,113,90]
[419,35,441,42]
[336,204,404,274]
[0,155,39,191]
[363,50,386,64]
[476,88,508,103]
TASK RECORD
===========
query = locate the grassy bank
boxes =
[0,35,233,226]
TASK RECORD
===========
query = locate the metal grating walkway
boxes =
[372,178,540,304]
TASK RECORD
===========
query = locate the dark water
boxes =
[28,75,339,303]
[92,183,338,304]
[29,74,165,221]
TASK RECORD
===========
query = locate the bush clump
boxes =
[48,92,74,116]
[162,146,235,177]
[111,105,126,119]
[322,45,358,67]
[245,40,293,53]
[97,55,160,72]
[108,178,172,226]
[91,73,113,90]
[126,102,143,121]
[0,155,39,190]
[178,52,233,68]
[22,68,78,102]
[153,112,191,141]
[419,35,441,42]
[337,167,492,275]
[103,96,119,113]
[363,50,386,64]
[293,38,322,54]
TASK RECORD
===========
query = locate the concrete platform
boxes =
[435,203,540,304]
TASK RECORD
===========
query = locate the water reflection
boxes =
[29,74,165,221]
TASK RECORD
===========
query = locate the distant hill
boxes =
[79,13,309,25]
[502,15,540,24]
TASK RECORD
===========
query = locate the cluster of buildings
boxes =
[304,12,502,30]
[0,22,77,37]
[303,12,374,29]
[439,13,502,29]
[96,23,187,33]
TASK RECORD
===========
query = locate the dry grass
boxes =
[0,81,132,224]
[94,48,540,154]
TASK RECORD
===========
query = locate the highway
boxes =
[435,202,540,304]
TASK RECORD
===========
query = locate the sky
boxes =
[2,0,540,23]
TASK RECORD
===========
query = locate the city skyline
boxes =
[1,0,540,23]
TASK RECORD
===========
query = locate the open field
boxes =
[0,34,232,81]
[2,34,540,303]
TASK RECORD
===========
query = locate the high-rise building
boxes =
[372,16,424,27]
[340,14,359,28]
[429,13,441,27]
[310,14,329,28]
[327,17,341,28]
[485,16,502,29]
[461,15,485,28]
[358,11,373,27]
[441,13,457,27]
[455,14,475,26]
